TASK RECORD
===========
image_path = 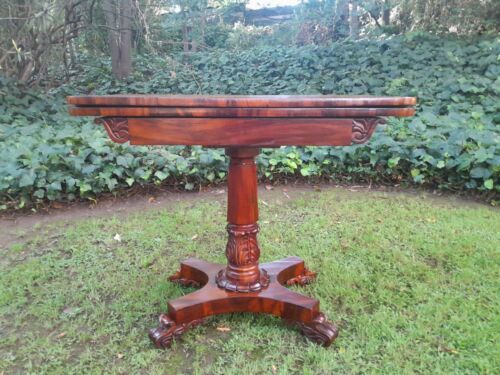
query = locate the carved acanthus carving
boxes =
[296,312,338,347]
[149,314,204,349]
[286,268,317,286]
[216,223,270,292]
[95,117,130,143]
[225,224,260,266]
[351,118,386,144]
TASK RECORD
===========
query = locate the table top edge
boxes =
[67,95,417,108]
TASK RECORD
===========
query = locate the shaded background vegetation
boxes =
[0,0,499,209]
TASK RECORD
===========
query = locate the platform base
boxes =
[149,256,338,348]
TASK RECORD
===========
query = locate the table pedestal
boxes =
[149,147,338,348]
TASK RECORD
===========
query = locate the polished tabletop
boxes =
[67,95,416,146]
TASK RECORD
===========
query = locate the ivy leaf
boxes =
[484,179,494,190]
[154,171,169,181]
[300,167,311,176]
[65,177,76,189]
[34,189,45,198]
[50,181,62,191]
[19,171,36,187]
[106,178,117,190]
[388,157,401,168]
[117,156,129,167]
[206,172,215,181]
[79,183,92,193]
[470,167,492,179]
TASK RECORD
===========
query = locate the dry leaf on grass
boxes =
[438,345,458,354]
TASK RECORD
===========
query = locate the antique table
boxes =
[68,95,416,348]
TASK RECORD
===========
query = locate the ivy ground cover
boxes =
[0,188,498,374]
[0,33,499,208]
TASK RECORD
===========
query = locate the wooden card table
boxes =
[68,94,416,348]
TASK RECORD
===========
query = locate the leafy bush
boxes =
[1,34,499,209]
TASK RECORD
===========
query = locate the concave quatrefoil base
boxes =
[149,256,338,348]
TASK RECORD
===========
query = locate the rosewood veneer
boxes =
[68,94,416,348]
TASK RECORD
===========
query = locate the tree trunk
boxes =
[18,61,34,83]
[350,0,359,39]
[383,0,391,26]
[120,0,132,77]
[68,38,77,68]
[103,0,132,80]
[335,0,350,38]
[182,24,189,52]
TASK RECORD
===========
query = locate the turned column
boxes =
[215,147,270,292]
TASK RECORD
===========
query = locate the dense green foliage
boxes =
[1,34,499,208]
[3,0,498,84]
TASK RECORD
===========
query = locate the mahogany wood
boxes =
[216,148,268,292]
[67,94,416,349]
[96,117,386,146]
[149,257,339,348]
[69,106,415,118]
[226,148,259,224]
[68,94,417,108]
[128,118,354,146]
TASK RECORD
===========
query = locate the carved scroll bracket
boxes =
[351,117,386,144]
[95,117,130,144]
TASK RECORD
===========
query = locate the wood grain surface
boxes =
[69,106,415,118]
[127,118,353,146]
[67,94,416,108]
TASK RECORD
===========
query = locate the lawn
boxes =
[0,187,498,374]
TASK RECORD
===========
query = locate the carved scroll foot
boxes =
[169,270,201,288]
[297,313,338,347]
[149,314,204,349]
[285,268,317,286]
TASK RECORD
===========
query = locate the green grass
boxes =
[0,188,499,374]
